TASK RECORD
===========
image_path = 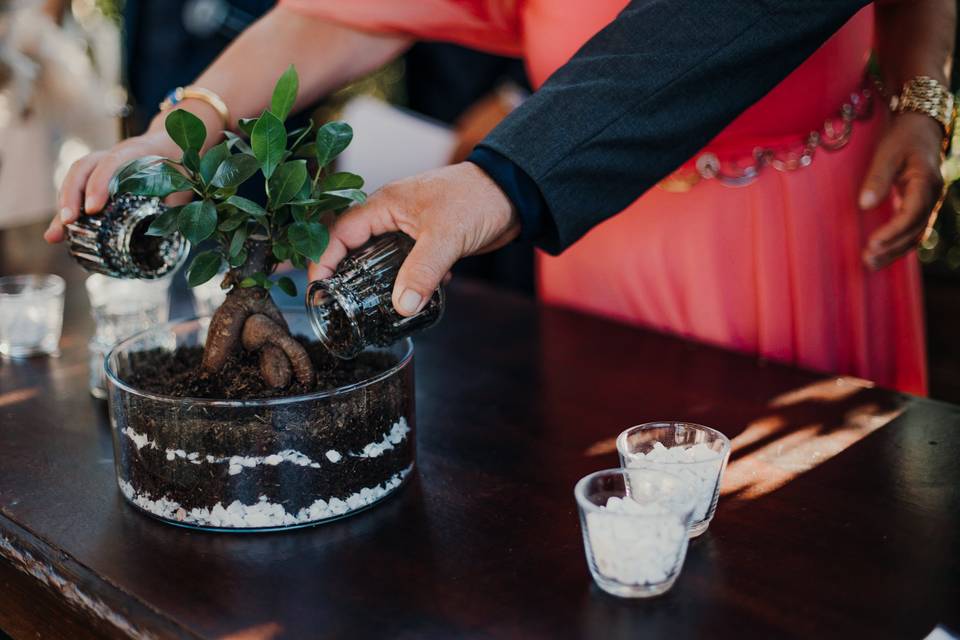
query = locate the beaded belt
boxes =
[659,75,879,192]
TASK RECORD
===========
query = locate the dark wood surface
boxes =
[1,222,959,640]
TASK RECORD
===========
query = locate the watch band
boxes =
[889,76,955,136]
[159,86,230,129]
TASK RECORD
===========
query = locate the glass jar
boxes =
[305,233,444,359]
[105,312,415,531]
[0,274,65,358]
[66,194,188,279]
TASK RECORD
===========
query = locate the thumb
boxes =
[858,137,901,210]
[392,232,459,316]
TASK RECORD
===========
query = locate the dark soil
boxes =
[127,337,398,400]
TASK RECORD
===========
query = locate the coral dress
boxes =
[281,1,926,394]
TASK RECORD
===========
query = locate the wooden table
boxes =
[1,222,959,639]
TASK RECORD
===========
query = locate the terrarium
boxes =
[106,313,415,530]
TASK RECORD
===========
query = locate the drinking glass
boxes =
[86,274,171,398]
[575,468,697,598]
[0,274,65,358]
[617,422,731,537]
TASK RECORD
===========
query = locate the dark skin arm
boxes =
[859,0,955,270]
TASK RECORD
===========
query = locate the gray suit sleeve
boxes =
[476,0,871,253]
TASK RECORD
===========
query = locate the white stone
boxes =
[325,450,342,463]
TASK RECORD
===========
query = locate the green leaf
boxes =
[119,163,193,198]
[165,109,206,152]
[272,241,293,261]
[229,248,247,267]
[287,221,328,262]
[145,206,182,237]
[223,131,252,154]
[211,153,259,188]
[270,64,299,122]
[314,121,353,167]
[239,272,272,289]
[268,160,308,207]
[251,110,286,179]
[217,210,248,232]
[225,195,268,220]
[182,148,200,173]
[229,224,248,257]
[178,199,218,243]
[293,142,316,159]
[238,118,258,136]
[199,142,229,183]
[288,119,314,151]
[321,188,366,204]
[291,253,307,270]
[276,276,297,297]
[110,156,166,195]
[319,171,364,191]
[186,251,223,287]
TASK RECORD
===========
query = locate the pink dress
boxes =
[281,1,926,394]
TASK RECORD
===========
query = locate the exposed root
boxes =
[258,345,292,389]
[241,313,315,387]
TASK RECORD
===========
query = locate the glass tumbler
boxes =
[0,274,65,358]
[617,422,731,537]
[575,468,697,598]
[305,233,444,359]
[86,274,171,398]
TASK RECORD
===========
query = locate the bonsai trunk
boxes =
[200,240,315,389]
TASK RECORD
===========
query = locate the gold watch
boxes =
[890,76,956,137]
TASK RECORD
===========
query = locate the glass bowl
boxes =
[105,310,415,532]
[575,468,697,598]
[616,422,731,537]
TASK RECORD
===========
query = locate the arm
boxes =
[859,0,955,269]
[312,0,871,314]
[45,6,409,242]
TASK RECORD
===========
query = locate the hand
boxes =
[43,128,183,244]
[858,112,946,270]
[309,162,520,316]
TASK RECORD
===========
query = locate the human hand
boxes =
[43,128,184,244]
[858,112,947,270]
[308,162,520,316]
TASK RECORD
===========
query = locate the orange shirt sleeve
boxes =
[278,0,523,56]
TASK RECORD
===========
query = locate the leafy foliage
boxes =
[116,65,363,290]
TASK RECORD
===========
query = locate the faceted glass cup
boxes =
[575,468,697,598]
[617,422,731,537]
[86,274,171,398]
[0,274,65,358]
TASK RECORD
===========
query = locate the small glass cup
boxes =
[85,274,171,398]
[305,233,444,359]
[0,274,65,358]
[575,468,697,598]
[617,422,731,537]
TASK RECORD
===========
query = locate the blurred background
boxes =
[1,0,958,400]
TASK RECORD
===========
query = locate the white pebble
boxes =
[626,443,724,521]
[325,450,342,463]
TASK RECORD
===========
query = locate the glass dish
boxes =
[0,274,65,358]
[105,311,415,531]
[617,422,731,537]
[575,468,696,598]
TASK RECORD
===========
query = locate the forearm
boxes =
[147,6,410,143]
[875,0,954,89]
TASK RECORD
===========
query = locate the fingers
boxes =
[84,150,132,215]
[393,232,459,316]
[864,167,943,270]
[45,152,104,243]
[858,138,901,211]
[310,195,398,280]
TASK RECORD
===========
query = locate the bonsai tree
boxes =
[112,66,365,389]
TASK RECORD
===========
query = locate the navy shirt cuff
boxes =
[467,146,547,243]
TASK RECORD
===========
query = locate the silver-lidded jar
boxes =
[305,233,444,359]
[65,194,188,279]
